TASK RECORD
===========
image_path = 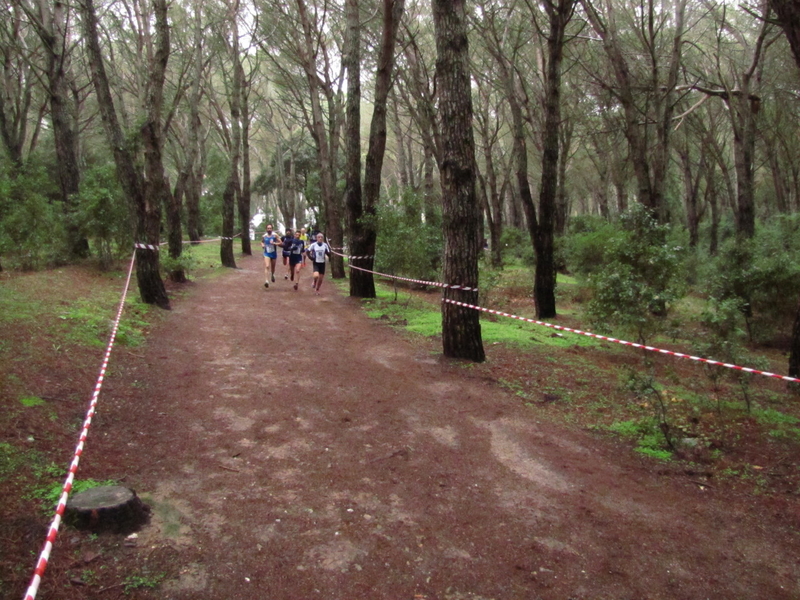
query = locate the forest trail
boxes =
[66,252,800,600]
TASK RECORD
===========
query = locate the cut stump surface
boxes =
[65,486,149,533]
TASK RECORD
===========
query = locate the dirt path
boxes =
[74,253,799,600]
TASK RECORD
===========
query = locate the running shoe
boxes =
[293,283,298,291]
[271,274,275,283]
[264,282,269,289]
[285,274,289,279]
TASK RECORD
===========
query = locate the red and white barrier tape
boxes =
[336,251,798,383]
[134,242,158,251]
[331,249,479,292]
[23,251,137,600]
[138,234,244,250]
[444,298,800,384]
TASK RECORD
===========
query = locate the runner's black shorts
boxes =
[313,262,326,275]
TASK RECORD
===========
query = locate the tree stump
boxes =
[65,486,150,533]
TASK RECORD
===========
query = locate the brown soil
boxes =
[5,253,800,599]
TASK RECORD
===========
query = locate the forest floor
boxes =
[2,251,800,600]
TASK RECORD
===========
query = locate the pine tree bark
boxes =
[433,0,484,363]
[534,0,575,319]
[343,0,365,295]
[79,0,169,308]
[770,0,800,385]
[296,0,344,278]
[34,0,87,257]
[348,0,405,299]
[220,0,242,269]
[240,80,253,256]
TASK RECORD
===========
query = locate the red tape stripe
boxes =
[443,298,800,384]
[23,251,137,600]
[335,251,798,383]
[331,249,478,292]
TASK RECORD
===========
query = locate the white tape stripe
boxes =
[331,248,478,293]
[443,298,800,384]
[24,250,137,600]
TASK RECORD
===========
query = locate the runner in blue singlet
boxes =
[260,224,279,288]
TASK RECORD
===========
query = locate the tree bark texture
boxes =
[769,0,800,385]
[79,0,169,308]
[771,0,800,68]
[35,0,87,257]
[534,0,574,319]
[433,0,485,363]
[296,0,344,278]
[349,0,405,299]
[344,0,367,297]
[790,296,800,380]
[221,0,243,269]
[240,79,253,256]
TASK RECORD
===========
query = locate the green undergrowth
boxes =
[351,264,800,495]
[358,280,599,351]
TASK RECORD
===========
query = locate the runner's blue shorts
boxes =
[264,251,277,259]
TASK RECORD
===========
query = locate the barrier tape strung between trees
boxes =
[330,249,479,292]
[443,298,800,384]
[136,233,244,251]
[335,251,799,384]
[23,251,137,600]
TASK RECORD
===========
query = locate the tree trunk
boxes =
[296,0,344,278]
[185,5,204,245]
[221,0,242,269]
[36,0,87,258]
[534,0,574,320]
[767,0,800,384]
[221,178,238,268]
[239,76,252,256]
[80,0,169,308]
[433,0,485,363]
[344,0,366,296]
[350,0,405,299]
[790,295,800,380]
[187,169,202,243]
[164,183,186,282]
[555,121,572,236]
[391,92,409,189]
[771,0,800,68]
[423,145,439,226]
[678,144,703,248]
[475,80,504,268]
[730,91,757,239]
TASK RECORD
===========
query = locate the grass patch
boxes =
[35,478,118,510]
[607,419,673,461]
[123,571,166,593]
[362,280,603,351]
[19,396,46,408]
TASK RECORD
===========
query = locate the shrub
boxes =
[704,222,800,343]
[567,204,686,343]
[374,188,441,285]
[498,227,535,266]
[75,164,132,269]
[0,164,65,270]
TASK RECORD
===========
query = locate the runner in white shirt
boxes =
[306,233,331,295]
